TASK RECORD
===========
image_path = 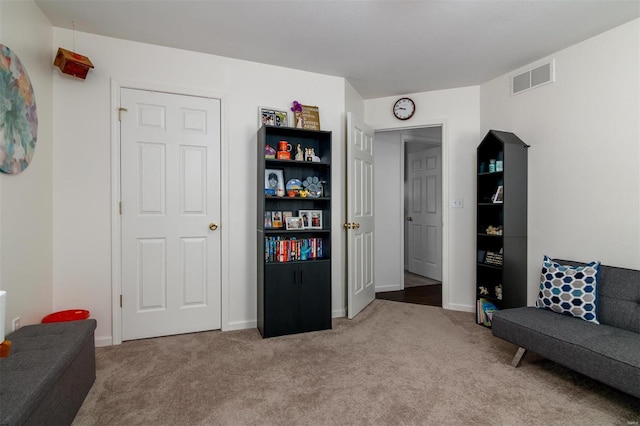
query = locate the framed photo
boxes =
[285,216,304,230]
[299,210,322,229]
[492,185,504,203]
[265,169,284,196]
[271,211,283,229]
[259,106,289,128]
[264,211,272,229]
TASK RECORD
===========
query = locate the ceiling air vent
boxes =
[511,59,555,95]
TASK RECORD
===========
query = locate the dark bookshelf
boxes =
[257,125,332,338]
[476,130,529,327]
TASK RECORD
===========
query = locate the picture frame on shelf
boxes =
[271,211,283,229]
[265,169,284,196]
[492,185,504,203]
[259,106,289,128]
[285,216,304,230]
[299,210,322,229]
[264,211,272,229]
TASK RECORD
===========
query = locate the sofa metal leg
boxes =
[511,347,527,367]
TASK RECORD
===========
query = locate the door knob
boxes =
[407,217,413,221]
[343,223,352,229]
[354,223,360,229]
[209,223,218,231]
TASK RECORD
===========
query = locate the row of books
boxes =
[265,237,324,263]
[477,298,499,326]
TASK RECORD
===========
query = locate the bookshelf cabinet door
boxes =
[264,263,298,337]
[298,261,331,333]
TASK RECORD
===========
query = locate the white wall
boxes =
[481,19,640,305]
[0,0,53,333]
[51,29,346,344]
[365,87,481,311]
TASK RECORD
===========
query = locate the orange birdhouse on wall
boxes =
[54,47,94,79]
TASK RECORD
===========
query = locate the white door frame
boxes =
[110,79,229,345]
[374,119,450,310]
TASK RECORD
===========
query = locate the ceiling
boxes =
[35,0,639,99]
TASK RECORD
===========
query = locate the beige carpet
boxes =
[73,300,638,425]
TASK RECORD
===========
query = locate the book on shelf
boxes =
[477,298,499,326]
[265,237,324,263]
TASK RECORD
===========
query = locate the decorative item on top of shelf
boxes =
[265,144,276,159]
[264,169,284,196]
[492,185,504,203]
[286,178,303,197]
[277,140,292,160]
[485,225,503,235]
[299,210,323,229]
[291,101,320,130]
[259,106,289,128]
[294,144,303,161]
[485,251,503,266]
[302,176,323,197]
[1,44,38,174]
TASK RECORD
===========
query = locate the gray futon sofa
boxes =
[0,319,97,425]
[491,260,640,398]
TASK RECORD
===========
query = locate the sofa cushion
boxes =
[536,256,600,323]
[492,307,640,398]
[597,264,640,333]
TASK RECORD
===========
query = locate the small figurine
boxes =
[495,284,503,300]
[479,286,489,296]
[305,147,313,161]
[295,144,303,161]
[264,144,276,159]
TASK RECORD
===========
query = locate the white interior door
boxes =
[407,147,442,280]
[347,113,375,319]
[120,88,221,341]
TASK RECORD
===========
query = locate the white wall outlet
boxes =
[12,317,20,332]
[451,197,464,208]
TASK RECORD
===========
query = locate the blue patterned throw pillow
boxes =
[536,256,601,324]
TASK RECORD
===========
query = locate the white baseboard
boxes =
[224,319,257,331]
[332,308,346,318]
[95,336,113,347]
[446,303,475,313]
[375,284,401,292]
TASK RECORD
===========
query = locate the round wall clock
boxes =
[393,97,415,120]
[0,44,38,174]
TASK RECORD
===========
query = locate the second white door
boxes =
[120,88,221,341]
[407,146,442,281]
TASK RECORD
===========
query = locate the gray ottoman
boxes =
[0,319,97,425]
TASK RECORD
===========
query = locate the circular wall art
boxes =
[0,44,38,174]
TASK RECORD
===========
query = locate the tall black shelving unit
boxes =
[257,125,332,338]
[476,130,529,327]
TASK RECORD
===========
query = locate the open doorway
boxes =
[374,126,443,307]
